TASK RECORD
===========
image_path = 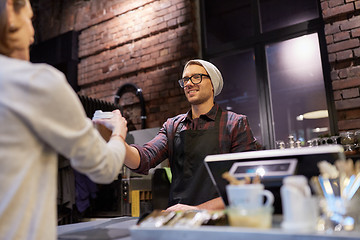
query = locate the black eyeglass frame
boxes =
[178,73,210,88]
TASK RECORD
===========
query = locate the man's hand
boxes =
[165,197,225,212]
[93,109,127,140]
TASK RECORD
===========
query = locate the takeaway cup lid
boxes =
[92,110,114,120]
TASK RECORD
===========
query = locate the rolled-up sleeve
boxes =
[228,114,257,152]
[19,66,126,184]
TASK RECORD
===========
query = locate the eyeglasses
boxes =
[178,74,210,88]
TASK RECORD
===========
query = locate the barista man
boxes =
[124,59,257,211]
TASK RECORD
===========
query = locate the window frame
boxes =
[199,0,337,149]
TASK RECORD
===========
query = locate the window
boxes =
[204,0,253,49]
[259,0,319,32]
[201,0,335,149]
[266,33,330,144]
[210,51,261,143]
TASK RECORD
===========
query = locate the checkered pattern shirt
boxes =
[131,103,257,174]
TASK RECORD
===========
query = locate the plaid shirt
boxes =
[131,103,257,174]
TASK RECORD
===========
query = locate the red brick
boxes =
[324,23,341,35]
[167,18,178,27]
[326,35,334,44]
[329,0,345,8]
[176,1,187,10]
[339,69,348,78]
[333,90,342,100]
[340,16,360,31]
[341,88,360,99]
[321,1,329,11]
[322,3,354,19]
[349,66,360,77]
[160,1,172,9]
[339,109,360,119]
[336,49,353,61]
[328,53,336,62]
[338,118,360,130]
[354,48,360,57]
[351,28,360,37]
[335,98,360,110]
[333,31,350,42]
[331,70,340,80]
[356,1,360,9]
[159,48,169,56]
[340,66,360,79]
[327,38,360,53]
[332,77,360,90]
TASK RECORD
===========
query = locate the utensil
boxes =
[355,160,360,175]
[346,173,360,200]
[318,176,335,200]
[318,161,338,179]
[345,159,354,177]
[342,174,355,199]
[310,176,323,196]
[328,178,341,197]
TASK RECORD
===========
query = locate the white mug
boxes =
[226,184,274,209]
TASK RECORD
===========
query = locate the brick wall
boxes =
[33,0,197,129]
[321,0,360,131]
[32,0,360,132]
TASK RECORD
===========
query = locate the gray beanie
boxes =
[183,59,224,97]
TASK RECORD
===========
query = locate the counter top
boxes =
[57,216,360,240]
[57,217,138,240]
[131,225,360,240]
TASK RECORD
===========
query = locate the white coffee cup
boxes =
[92,110,114,142]
[226,184,274,209]
[93,110,114,120]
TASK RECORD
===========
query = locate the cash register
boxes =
[204,145,345,213]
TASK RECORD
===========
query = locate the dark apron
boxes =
[168,109,222,206]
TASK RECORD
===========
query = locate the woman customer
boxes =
[0,0,127,239]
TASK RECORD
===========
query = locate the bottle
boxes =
[281,175,318,232]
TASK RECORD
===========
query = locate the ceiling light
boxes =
[303,110,328,119]
[312,127,329,133]
[296,110,328,121]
